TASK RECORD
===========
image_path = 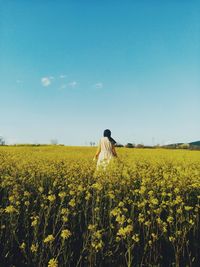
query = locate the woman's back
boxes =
[97,137,114,166]
[100,137,113,153]
[94,129,117,168]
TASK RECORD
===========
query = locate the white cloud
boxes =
[94,82,103,89]
[68,81,78,88]
[59,74,67,79]
[41,77,51,87]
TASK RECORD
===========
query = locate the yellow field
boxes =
[0,146,200,266]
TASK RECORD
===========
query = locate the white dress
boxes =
[97,137,114,168]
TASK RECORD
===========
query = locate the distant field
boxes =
[0,146,200,266]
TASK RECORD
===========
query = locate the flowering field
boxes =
[0,146,200,267]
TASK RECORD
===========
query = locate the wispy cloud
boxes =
[59,74,67,79]
[41,77,51,87]
[41,75,78,89]
[68,81,78,88]
[94,82,103,89]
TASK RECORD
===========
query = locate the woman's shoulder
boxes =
[100,137,108,142]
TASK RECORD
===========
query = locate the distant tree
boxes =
[179,143,190,149]
[115,143,124,147]
[136,144,144,148]
[0,136,5,146]
[90,142,95,146]
[125,143,135,148]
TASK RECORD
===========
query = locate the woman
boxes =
[94,129,118,168]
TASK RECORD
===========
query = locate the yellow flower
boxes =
[139,186,146,194]
[61,229,71,240]
[69,198,76,207]
[148,190,154,196]
[150,198,159,206]
[77,185,84,192]
[138,201,146,208]
[174,187,179,193]
[116,236,121,242]
[61,208,69,215]
[92,182,103,191]
[177,208,182,214]
[189,219,194,225]
[58,191,66,199]
[69,190,75,196]
[44,234,55,243]
[8,195,15,202]
[5,205,17,213]
[163,227,167,233]
[38,187,44,193]
[167,216,174,224]
[174,196,182,205]
[24,191,30,197]
[31,243,38,253]
[85,192,92,200]
[132,234,140,243]
[176,230,182,236]
[20,242,26,250]
[91,230,104,252]
[117,225,133,238]
[118,201,124,207]
[151,233,158,241]
[184,206,193,211]
[94,207,100,212]
[92,240,103,251]
[169,236,175,242]
[110,208,120,217]
[31,216,39,227]
[88,224,96,231]
[53,181,57,187]
[62,216,68,223]
[108,191,115,199]
[48,258,58,267]
[25,201,30,206]
[47,195,56,202]
[116,214,125,225]
[138,214,145,223]
[144,221,151,227]
[156,217,162,224]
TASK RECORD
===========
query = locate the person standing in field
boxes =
[94,129,118,168]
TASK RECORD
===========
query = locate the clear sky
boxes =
[0,0,200,146]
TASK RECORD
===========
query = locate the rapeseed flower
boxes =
[48,258,58,267]
[61,229,71,240]
[44,234,55,243]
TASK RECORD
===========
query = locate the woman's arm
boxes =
[112,144,117,157]
[94,143,101,160]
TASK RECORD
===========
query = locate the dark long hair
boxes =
[103,129,116,145]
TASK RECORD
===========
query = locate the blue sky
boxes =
[0,0,200,145]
